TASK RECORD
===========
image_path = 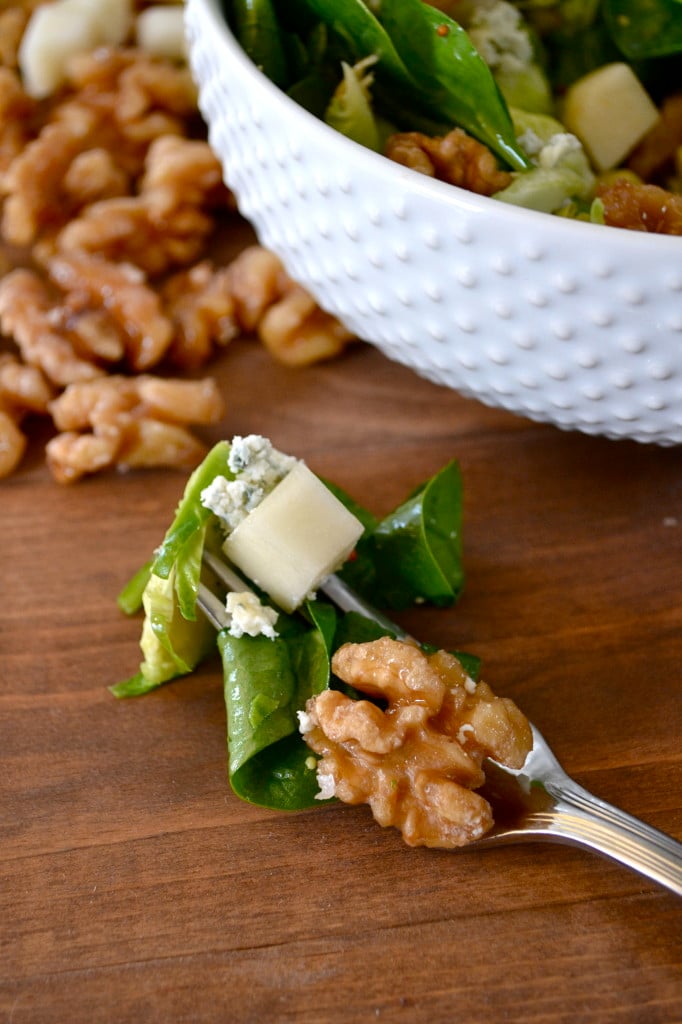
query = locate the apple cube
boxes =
[563,63,659,172]
[223,461,364,613]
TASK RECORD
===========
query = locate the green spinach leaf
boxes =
[218,608,333,809]
[341,460,465,610]
[604,0,682,57]
[289,0,416,86]
[229,0,291,86]
[374,0,530,169]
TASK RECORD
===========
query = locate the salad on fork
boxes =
[113,434,682,893]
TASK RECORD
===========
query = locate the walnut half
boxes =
[301,637,532,848]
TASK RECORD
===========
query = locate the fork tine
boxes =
[198,550,257,629]
[199,547,412,642]
[200,548,410,641]
[202,549,253,593]
[318,573,412,641]
[197,581,231,630]
[197,549,250,631]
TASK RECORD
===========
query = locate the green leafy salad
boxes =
[224,0,682,225]
[114,435,475,811]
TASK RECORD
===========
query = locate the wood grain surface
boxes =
[2,320,681,1023]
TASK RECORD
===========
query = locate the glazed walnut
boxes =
[258,285,356,368]
[48,254,175,371]
[385,127,512,197]
[0,7,30,71]
[0,268,105,386]
[163,260,239,369]
[225,245,356,367]
[597,178,682,235]
[0,352,53,479]
[55,136,225,275]
[0,68,36,174]
[46,374,224,483]
[301,637,532,848]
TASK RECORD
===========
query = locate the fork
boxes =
[199,552,682,896]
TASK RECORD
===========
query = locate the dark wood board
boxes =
[2,320,681,1023]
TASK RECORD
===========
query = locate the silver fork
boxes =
[199,553,682,896]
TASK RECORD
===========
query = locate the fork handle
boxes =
[544,780,682,896]
[320,575,682,894]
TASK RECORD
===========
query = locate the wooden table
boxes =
[2,330,681,1022]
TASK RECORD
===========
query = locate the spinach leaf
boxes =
[282,22,342,115]
[228,0,290,87]
[544,19,621,91]
[604,0,682,57]
[289,0,416,86]
[374,0,530,170]
[228,731,323,809]
[218,607,333,809]
[280,0,529,168]
[341,460,465,611]
[332,609,396,649]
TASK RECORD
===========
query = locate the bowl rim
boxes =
[189,0,682,255]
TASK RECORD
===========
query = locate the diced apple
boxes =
[136,6,187,62]
[75,0,133,45]
[19,0,132,99]
[562,63,659,172]
[19,3,100,99]
[223,462,364,613]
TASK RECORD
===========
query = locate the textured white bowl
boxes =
[186,0,682,445]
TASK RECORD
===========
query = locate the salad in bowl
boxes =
[186,0,682,445]
[224,0,681,231]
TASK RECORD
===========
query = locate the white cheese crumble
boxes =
[228,434,297,485]
[200,434,298,531]
[464,675,477,695]
[539,132,583,170]
[315,770,337,801]
[517,129,584,170]
[200,477,260,530]
[517,127,544,158]
[225,591,279,640]
[297,709,316,735]
[457,722,475,745]
[467,0,533,76]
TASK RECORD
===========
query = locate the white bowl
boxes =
[185,0,682,445]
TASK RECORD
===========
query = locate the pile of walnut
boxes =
[0,1,355,482]
[301,637,533,848]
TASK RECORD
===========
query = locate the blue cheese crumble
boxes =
[226,591,279,639]
[200,434,298,532]
[466,0,532,76]
[538,132,583,169]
